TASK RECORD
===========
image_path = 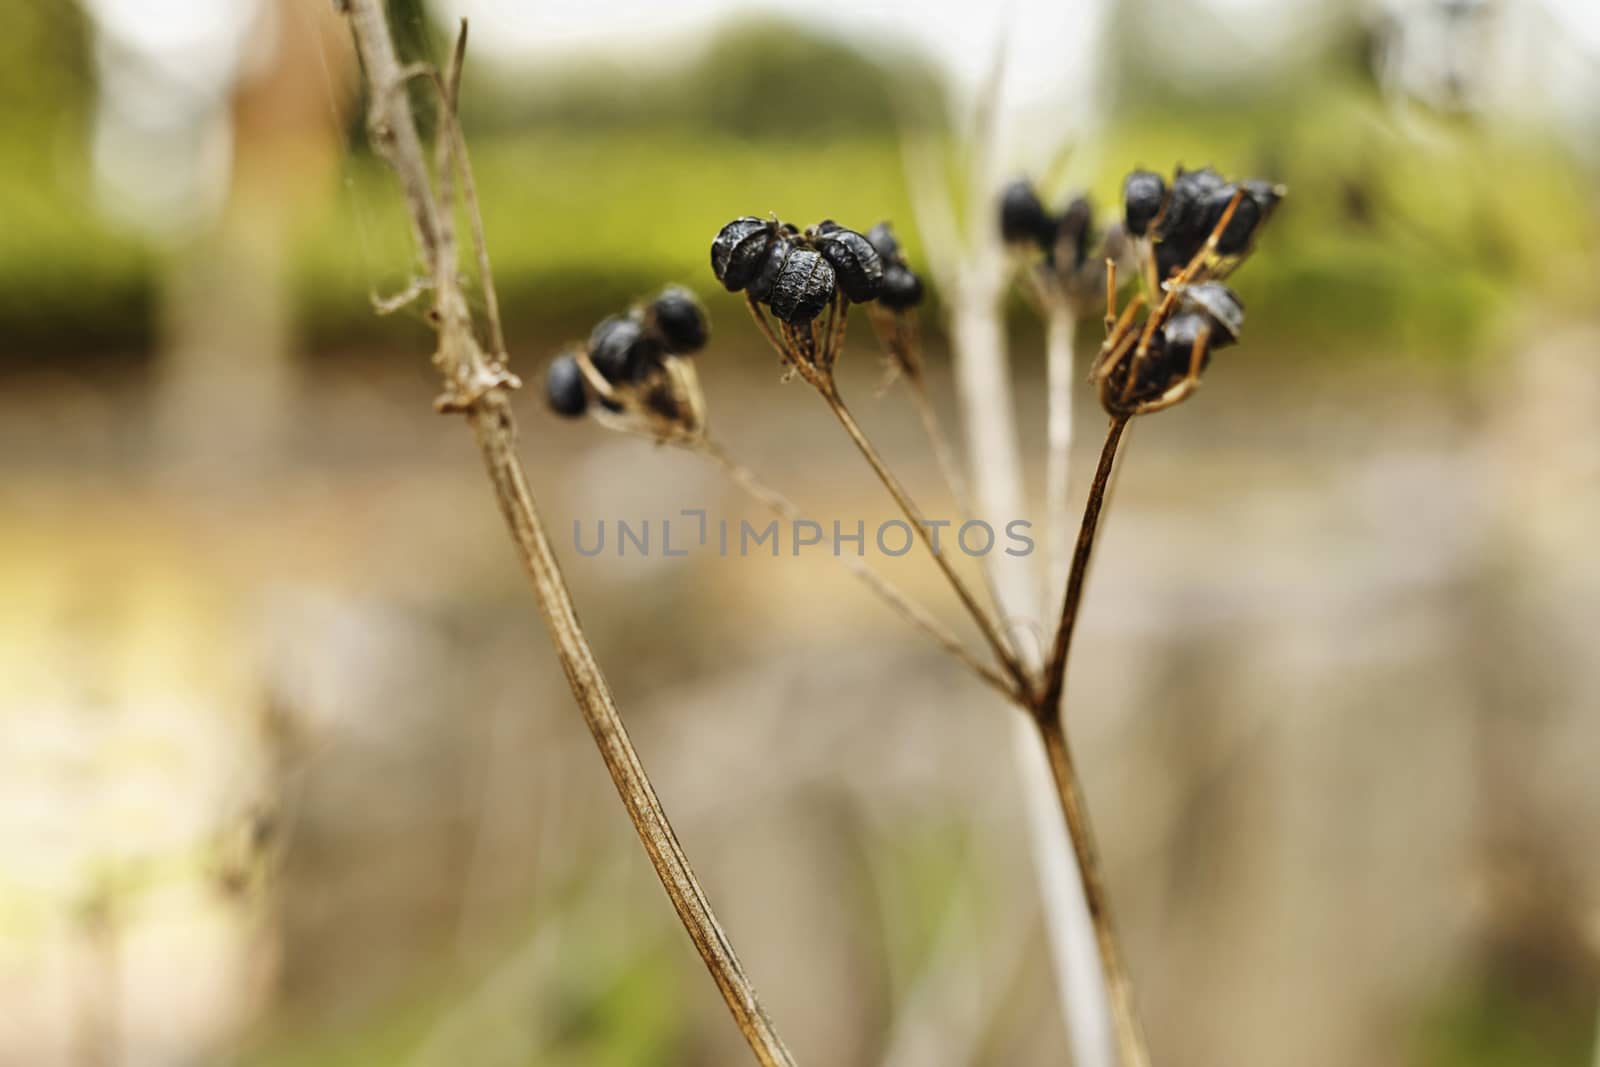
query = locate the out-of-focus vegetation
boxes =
[5,5,1594,362]
[6,3,1600,1064]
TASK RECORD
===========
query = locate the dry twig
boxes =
[341,4,793,1062]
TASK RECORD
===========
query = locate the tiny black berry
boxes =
[878,264,924,310]
[1122,170,1167,238]
[545,352,588,418]
[589,316,659,383]
[649,286,710,354]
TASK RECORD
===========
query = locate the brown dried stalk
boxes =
[341,4,793,1063]
[1034,412,1143,1065]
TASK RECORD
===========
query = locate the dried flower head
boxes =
[545,350,589,418]
[998,178,1117,318]
[711,214,891,385]
[1093,164,1285,416]
[545,286,711,441]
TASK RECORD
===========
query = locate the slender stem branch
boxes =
[1029,412,1147,1067]
[818,384,1034,697]
[343,4,793,1063]
[694,437,1020,703]
[1034,715,1151,1067]
[1040,414,1130,716]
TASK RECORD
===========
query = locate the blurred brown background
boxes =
[2,0,1598,1064]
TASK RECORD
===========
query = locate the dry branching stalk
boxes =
[734,284,1033,697]
[340,4,793,1063]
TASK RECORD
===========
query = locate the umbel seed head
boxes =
[709,215,839,325]
[649,286,709,354]
[545,352,588,418]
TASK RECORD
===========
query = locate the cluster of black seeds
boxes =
[998,179,1098,275]
[1095,162,1286,415]
[546,286,709,419]
[1122,165,1283,281]
[710,216,887,324]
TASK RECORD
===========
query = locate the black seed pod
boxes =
[878,264,924,310]
[1161,312,1217,372]
[814,227,883,303]
[1208,180,1283,255]
[1182,281,1244,342]
[1156,168,1225,246]
[589,316,659,383]
[648,286,709,354]
[1153,168,1228,279]
[545,352,588,418]
[767,248,835,324]
[815,219,843,235]
[1122,170,1167,237]
[710,216,778,292]
[865,221,901,261]
[747,235,794,303]
[999,179,1052,246]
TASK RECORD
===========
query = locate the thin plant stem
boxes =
[342,4,793,1063]
[428,21,507,361]
[692,437,1020,702]
[817,384,1034,697]
[1030,411,1150,1067]
[1040,414,1130,715]
[1034,714,1151,1067]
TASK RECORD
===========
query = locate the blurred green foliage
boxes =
[4,7,1595,364]
[456,18,945,139]
[1416,977,1595,1067]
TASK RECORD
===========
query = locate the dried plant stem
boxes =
[1028,411,1148,1067]
[692,437,1019,701]
[1040,414,1130,715]
[343,3,793,1063]
[817,384,1033,696]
